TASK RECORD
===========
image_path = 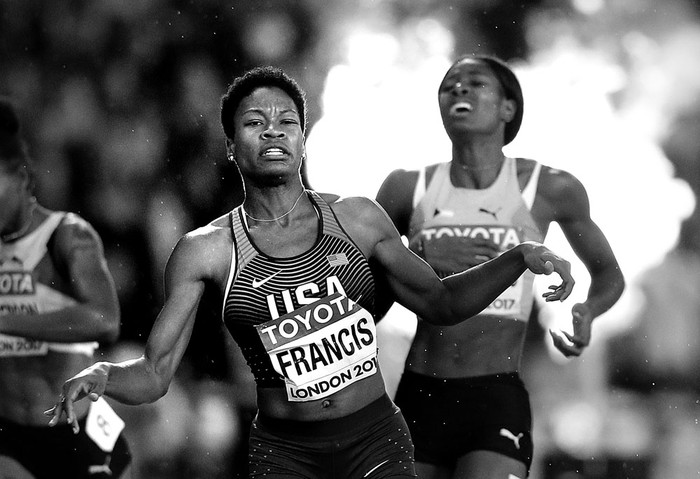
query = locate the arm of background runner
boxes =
[542,168,625,357]
[375,169,418,237]
[46,230,211,432]
[0,215,120,343]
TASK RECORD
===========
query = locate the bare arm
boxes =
[376,169,419,237]
[348,197,574,326]
[540,168,625,356]
[0,215,120,343]
[46,229,217,431]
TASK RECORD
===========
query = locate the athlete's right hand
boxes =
[44,362,109,434]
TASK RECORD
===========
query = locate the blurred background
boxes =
[2,0,700,477]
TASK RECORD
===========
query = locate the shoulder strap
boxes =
[221,209,240,322]
[412,167,427,209]
[521,160,542,209]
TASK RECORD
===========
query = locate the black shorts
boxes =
[394,370,532,469]
[0,414,131,479]
[249,393,417,478]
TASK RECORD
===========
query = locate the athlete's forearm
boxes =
[0,305,119,343]
[101,357,170,405]
[440,244,527,324]
[584,265,625,319]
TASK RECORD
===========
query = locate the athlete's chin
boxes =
[251,171,294,187]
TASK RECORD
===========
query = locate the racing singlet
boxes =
[222,191,378,402]
[408,158,544,322]
[0,212,98,357]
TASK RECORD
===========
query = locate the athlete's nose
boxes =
[262,124,285,139]
[453,81,469,96]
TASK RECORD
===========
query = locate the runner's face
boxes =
[230,86,305,185]
[0,164,26,237]
[438,59,511,141]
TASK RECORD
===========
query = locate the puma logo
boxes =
[433,208,454,217]
[479,207,501,220]
[499,428,523,450]
[252,271,281,289]
[88,455,113,475]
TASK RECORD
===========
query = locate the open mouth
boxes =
[261,147,287,158]
[449,102,473,115]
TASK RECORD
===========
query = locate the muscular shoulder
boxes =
[176,215,232,274]
[51,212,105,262]
[318,192,397,257]
[161,214,234,294]
[532,164,591,221]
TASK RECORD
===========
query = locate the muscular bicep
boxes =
[548,173,619,275]
[373,228,447,319]
[58,219,120,327]
[143,235,208,384]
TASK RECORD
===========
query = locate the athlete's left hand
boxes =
[520,242,574,302]
[549,303,592,357]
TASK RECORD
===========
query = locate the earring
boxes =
[228,153,235,162]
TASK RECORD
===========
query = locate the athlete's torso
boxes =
[0,212,97,425]
[406,158,545,377]
[222,191,386,420]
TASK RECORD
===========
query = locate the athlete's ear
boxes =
[225,139,236,162]
[501,98,516,123]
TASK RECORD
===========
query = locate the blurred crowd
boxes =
[3,0,700,478]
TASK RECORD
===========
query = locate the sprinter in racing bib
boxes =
[47,67,574,479]
[377,55,624,479]
[0,98,131,478]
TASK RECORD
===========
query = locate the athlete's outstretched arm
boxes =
[363,199,574,326]
[45,231,212,433]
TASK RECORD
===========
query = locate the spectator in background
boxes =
[376,54,624,479]
[0,98,131,478]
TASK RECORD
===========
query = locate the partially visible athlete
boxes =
[376,54,624,479]
[0,98,131,478]
[46,66,574,478]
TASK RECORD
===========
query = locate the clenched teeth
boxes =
[262,148,285,156]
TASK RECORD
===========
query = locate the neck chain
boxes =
[244,189,306,223]
[1,202,36,243]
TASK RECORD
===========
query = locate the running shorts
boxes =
[249,393,417,478]
[0,414,131,478]
[394,371,532,469]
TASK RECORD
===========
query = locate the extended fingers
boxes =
[549,329,586,357]
[45,390,81,433]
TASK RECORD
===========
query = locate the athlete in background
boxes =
[0,98,131,478]
[46,66,574,478]
[376,55,624,479]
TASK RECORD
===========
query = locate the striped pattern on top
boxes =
[222,191,376,386]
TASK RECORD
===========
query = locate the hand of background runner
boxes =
[44,362,108,434]
[519,241,574,302]
[549,303,592,357]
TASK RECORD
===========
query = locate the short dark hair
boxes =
[220,66,307,140]
[0,97,33,182]
[446,54,524,145]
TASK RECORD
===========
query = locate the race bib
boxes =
[483,278,524,317]
[0,333,48,357]
[85,397,125,452]
[256,292,378,402]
